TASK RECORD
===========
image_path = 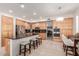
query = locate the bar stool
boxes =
[34,38,39,48]
[30,38,38,49]
[19,41,31,56]
[36,39,39,47]
[36,37,42,45]
[30,40,36,49]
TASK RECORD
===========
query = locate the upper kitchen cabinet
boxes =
[32,21,47,29]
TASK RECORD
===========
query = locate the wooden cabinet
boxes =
[16,19,30,29]
[32,23,40,29]
[24,22,30,29]
[32,22,47,29]
[52,18,73,36]
[32,22,47,40]
[39,22,47,29]
[1,15,13,55]
[39,33,46,40]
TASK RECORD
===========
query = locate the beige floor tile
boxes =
[27,40,65,56]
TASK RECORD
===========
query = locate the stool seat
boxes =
[21,41,29,45]
[31,38,37,41]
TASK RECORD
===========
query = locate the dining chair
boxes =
[61,35,74,56]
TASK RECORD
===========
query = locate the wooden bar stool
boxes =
[36,39,39,47]
[34,38,39,48]
[19,41,31,56]
[30,40,36,49]
[36,37,42,45]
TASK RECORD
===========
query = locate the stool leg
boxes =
[66,46,68,56]
[24,45,26,56]
[19,44,21,55]
[36,40,38,48]
[33,41,35,49]
[63,44,65,52]
[39,40,41,45]
[29,43,31,54]
[40,39,42,44]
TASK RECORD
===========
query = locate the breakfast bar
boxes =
[10,35,39,56]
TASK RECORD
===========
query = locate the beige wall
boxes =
[74,16,79,34]
[0,15,1,47]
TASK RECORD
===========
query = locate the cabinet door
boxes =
[52,18,73,36]
[39,22,47,29]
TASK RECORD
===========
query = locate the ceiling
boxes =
[0,3,79,22]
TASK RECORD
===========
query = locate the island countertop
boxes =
[11,34,39,40]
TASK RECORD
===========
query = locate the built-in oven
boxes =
[47,30,53,37]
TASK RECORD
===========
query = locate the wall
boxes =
[74,16,79,34]
[0,15,1,47]
[73,8,79,34]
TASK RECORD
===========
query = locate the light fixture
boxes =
[20,4,24,8]
[33,12,37,15]
[9,10,13,13]
[56,17,64,21]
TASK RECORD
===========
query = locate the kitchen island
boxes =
[10,35,39,56]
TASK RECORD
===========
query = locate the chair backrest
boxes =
[61,34,74,46]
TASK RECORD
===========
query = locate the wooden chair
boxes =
[61,35,74,56]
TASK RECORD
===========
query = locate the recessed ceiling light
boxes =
[9,10,13,13]
[20,4,24,8]
[33,12,37,15]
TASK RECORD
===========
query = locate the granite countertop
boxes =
[12,34,38,40]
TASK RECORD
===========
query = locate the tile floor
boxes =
[25,39,65,56]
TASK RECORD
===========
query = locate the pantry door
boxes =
[1,16,13,55]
